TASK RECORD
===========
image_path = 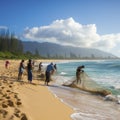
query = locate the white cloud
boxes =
[94,33,120,53]
[23,17,100,47]
[0,26,8,30]
[23,17,120,57]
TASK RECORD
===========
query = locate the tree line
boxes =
[0,28,115,60]
[0,29,23,53]
[0,28,42,59]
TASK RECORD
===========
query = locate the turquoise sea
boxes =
[54,59,120,95]
[41,60,120,120]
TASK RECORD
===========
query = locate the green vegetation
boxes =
[0,28,117,60]
[0,29,42,59]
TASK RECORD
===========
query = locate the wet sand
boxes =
[49,85,120,120]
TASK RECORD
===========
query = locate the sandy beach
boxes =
[1,59,120,120]
[0,60,73,120]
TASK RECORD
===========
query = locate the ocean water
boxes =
[52,59,120,94]
[47,60,120,120]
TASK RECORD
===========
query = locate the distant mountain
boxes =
[22,41,117,59]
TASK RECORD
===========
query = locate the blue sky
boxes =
[0,0,120,57]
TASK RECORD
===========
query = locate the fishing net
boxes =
[63,72,111,96]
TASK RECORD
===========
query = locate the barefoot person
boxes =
[45,63,54,86]
[5,60,10,69]
[76,65,85,84]
[27,59,33,83]
[18,60,25,81]
[38,62,43,73]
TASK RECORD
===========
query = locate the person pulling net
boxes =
[76,65,85,84]
[63,65,111,96]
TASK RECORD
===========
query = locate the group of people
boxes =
[17,59,84,85]
[18,59,33,83]
[17,59,57,85]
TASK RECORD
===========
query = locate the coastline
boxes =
[0,60,73,120]
[1,59,120,120]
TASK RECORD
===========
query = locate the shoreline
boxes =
[49,82,120,120]
[0,60,74,120]
[1,59,120,120]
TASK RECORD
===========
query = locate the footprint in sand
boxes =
[10,82,14,84]
[7,100,14,107]
[9,115,14,120]
[16,101,22,106]
[6,90,11,93]
[13,108,28,120]
[14,94,18,99]
[20,113,28,120]
[0,98,3,101]
[14,95,22,106]
[1,86,5,89]
[14,108,21,114]
[0,109,8,118]
[14,108,21,118]
[2,93,7,98]
[14,112,20,118]
[2,102,8,108]
[6,95,11,99]
[9,85,12,88]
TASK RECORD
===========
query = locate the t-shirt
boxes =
[46,64,54,72]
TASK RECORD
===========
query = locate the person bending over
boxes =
[45,63,54,86]
[76,65,85,84]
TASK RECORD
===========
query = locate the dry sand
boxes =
[0,60,73,120]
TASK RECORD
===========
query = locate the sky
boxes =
[0,0,120,57]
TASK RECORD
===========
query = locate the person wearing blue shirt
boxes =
[45,63,54,86]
